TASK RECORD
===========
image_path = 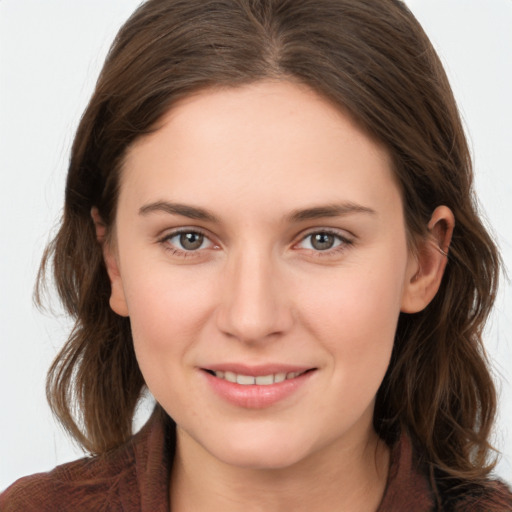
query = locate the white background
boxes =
[1,0,511,490]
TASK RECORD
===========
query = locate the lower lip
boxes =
[202,370,315,409]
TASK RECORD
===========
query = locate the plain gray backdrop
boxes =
[1,0,511,489]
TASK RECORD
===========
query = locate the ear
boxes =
[91,207,129,317]
[401,206,455,313]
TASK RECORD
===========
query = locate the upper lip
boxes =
[201,363,316,376]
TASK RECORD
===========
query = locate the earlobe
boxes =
[401,206,455,314]
[91,207,129,317]
[108,274,130,318]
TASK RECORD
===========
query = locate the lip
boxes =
[200,364,316,409]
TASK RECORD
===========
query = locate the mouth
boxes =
[202,368,315,386]
[201,365,317,408]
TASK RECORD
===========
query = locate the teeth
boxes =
[237,374,255,385]
[225,371,236,383]
[212,370,305,385]
[274,372,286,383]
[255,375,274,385]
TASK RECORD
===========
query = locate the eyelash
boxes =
[159,228,214,258]
[158,228,354,259]
[295,229,354,257]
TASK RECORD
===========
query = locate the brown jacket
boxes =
[1,407,511,511]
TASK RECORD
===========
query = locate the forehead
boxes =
[120,81,400,222]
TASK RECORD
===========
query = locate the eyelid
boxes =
[296,226,354,242]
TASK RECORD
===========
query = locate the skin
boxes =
[96,80,454,511]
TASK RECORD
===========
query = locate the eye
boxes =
[163,230,214,252]
[297,230,350,252]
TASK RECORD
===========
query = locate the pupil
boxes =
[312,233,334,250]
[180,232,203,250]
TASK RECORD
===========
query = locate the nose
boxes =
[215,247,294,344]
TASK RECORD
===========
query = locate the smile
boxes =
[202,366,316,408]
[206,370,309,386]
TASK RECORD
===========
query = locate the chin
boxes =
[202,426,320,470]
[216,445,310,471]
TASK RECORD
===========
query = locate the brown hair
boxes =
[39,0,502,496]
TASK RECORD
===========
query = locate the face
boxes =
[106,81,420,470]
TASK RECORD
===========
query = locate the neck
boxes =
[170,424,390,512]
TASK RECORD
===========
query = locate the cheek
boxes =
[302,265,404,342]
[122,267,216,382]
[298,260,406,397]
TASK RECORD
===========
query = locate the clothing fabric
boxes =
[1,407,511,511]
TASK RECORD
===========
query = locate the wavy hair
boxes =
[38,0,502,497]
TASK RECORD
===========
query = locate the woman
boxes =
[1,0,511,510]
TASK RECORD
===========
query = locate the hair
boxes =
[38,0,502,500]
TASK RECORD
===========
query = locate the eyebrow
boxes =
[139,201,219,222]
[138,200,375,223]
[286,203,376,222]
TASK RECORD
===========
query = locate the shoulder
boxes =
[443,479,512,512]
[0,444,137,512]
[0,406,172,512]
[380,433,512,512]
